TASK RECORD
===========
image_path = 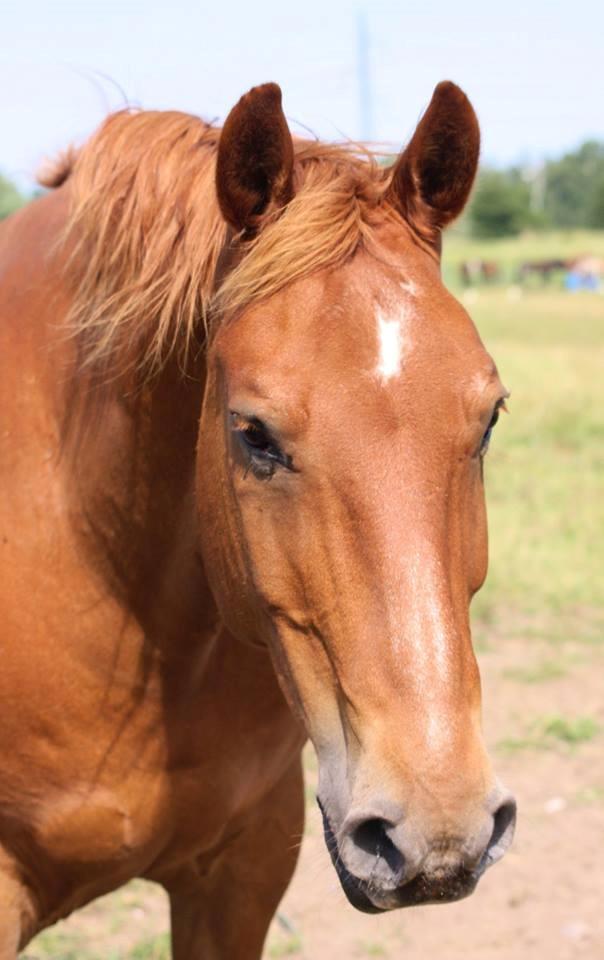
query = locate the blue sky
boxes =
[2,0,602,188]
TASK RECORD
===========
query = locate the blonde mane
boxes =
[60,109,395,377]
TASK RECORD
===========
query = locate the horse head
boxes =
[197,82,516,912]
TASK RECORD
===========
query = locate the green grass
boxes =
[129,935,170,959]
[268,935,303,957]
[443,227,604,288]
[498,714,600,753]
[503,660,568,684]
[443,230,604,639]
[24,932,170,960]
[541,715,600,744]
[447,280,604,644]
[574,785,604,805]
[355,942,389,957]
[22,881,169,960]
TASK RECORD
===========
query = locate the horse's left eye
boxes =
[230,412,291,479]
[480,404,502,456]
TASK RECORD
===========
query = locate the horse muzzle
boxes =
[318,789,517,913]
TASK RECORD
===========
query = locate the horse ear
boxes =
[387,81,480,246]
[216,82,295,234]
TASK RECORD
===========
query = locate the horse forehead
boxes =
[220,258,485,401]
[372,282,420,384]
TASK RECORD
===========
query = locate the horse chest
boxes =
[0,629,300,934]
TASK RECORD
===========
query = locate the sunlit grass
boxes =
[443,228,604,288]
[445,232,604,649]
[267,934,303,957]
[26,931,170,960]
[498,714,600,753]
[503,660,568,683]
[355,941,389,957]
[461,288,604,645]
[23,881,169,960]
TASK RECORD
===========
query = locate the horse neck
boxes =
[63,350,219,656]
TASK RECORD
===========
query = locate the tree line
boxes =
[2,138,604,238]
[467,140,604,238]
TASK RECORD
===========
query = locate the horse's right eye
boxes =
[239,420,274,453]
[230,412,292,479]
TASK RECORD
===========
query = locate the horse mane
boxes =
[57,109,394,378]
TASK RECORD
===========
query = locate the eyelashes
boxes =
[480,399,507,456]
[230,412,293,480]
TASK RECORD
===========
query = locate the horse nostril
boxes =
[486,797,517,866]
[351,818,404,875]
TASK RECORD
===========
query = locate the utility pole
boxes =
[357,8,373,142]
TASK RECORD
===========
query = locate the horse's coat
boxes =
[0,81,515,957]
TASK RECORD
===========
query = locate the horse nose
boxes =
[350,816,407,879]
[341,808,423,888]
[341,790,517,889]
[482,791,517,868]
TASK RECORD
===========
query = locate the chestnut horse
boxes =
[0,81,516,957]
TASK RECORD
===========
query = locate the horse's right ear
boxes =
[216,83,295,234]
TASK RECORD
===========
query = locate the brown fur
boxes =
[388,81,480,243]
[59,109,398,378]
[59,86,478,380]
[0,81,515,956]
[216,82,295,232]
[61,110,224,377]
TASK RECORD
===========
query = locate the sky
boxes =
[2,0,602,189]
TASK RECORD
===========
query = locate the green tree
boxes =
[587,170,604,228]
[468,169,531,238]
[543,141,604,228]
[0,173,26,220]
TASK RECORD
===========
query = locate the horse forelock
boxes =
[60,108,397,380]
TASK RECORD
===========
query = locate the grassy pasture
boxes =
[468,287,603,641]
[444,232,604,648]
[21,232,604,958]
[443,227,604,287]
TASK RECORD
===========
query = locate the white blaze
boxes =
[376,311,403,381]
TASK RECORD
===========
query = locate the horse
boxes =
[460,259,500,286]
[517,258,569,284]
[0,81,516,957]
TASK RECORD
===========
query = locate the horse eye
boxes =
[480,404,502,456]
[240,421,272,452]
[230,412,291,479]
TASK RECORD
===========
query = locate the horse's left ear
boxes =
[216,82,295,234]
[387,81,480,247]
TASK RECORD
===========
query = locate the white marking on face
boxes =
[374,282,418,383]
[376,311,402,381]
[400,278,418,297]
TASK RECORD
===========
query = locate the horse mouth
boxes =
[319,801,482,913]
[335,863,480,913]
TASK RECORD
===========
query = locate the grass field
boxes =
[442,227,604,288]
[21,232,604,959]
[444,231,604,649]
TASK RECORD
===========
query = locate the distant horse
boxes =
[517,258,569,284]
[0,82,515,957]
[460,259,501,286]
